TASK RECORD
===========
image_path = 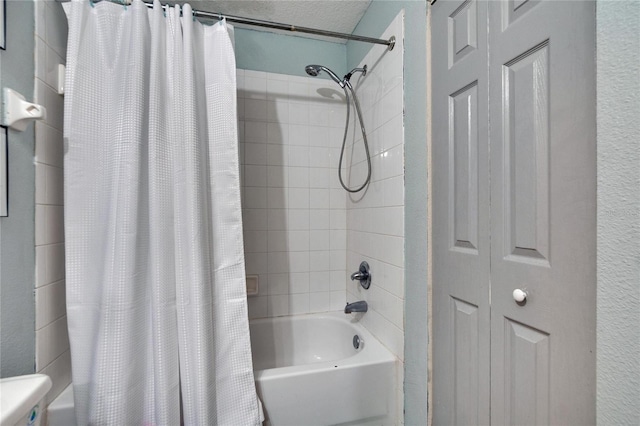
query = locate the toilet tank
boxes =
[0,374,52,426]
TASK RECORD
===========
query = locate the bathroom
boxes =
[0,0,637,425]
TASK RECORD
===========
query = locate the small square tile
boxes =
[267,79,288,100]
[244,143,267,165]
[267,100,289,123]
[288,210,309,230]
[244,121,267,143]
[245,99,268,121]
[288,188,309,209]
[267,144,288,166]
[289,124,309,146]
[309,251,330,272]
[267,251,289,274]
[309,292,331,313]
[289,272,310,294]
[309,271,331,292]
[244,76,267,100]
[267,209,287,230]
[288,251,310,273]
[308,126,329,147]
[288,167,309,188]
[310,230,330,251]
[267,122,288,144]
[289,146,310,167]
[243,187,267,209]
[243,230,267,253]
[243,209,268,231]
[267,165,288,187]
[309,188,330,209]
[245,252,268,274]
[268,295,289,317]
[330,270,346,291]
[287,230,310,252]
[248,296,268,319]
[309,209,330,230]
[289,293,310,315]
[244,165,267,187]
[289,102,309,125]
[330,290,345,311]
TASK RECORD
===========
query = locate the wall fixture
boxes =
[350,261,371,289]
[2,88,46,131]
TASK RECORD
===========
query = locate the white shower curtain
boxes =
[63,1,261,424]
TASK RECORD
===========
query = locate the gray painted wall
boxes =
[346,2,428,425]
[234,28,346,78]
[596,1,640,424]
[0,0,36,377]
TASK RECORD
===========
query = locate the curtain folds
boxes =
[63,1,261,424]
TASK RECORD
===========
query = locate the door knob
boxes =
[513,289,527,304]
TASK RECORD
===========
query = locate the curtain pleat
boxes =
[63,1,261,424]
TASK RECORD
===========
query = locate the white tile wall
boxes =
[241,12,404,421]
[239,69,348,318]
[344,13,405,424]
[34,0,70,405]
[346,8,405,370]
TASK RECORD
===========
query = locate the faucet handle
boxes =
[350,261,371,290]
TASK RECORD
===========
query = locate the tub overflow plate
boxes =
[353,334,364,350]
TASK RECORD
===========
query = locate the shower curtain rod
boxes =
[69,0,396,50]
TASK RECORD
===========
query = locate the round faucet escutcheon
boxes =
[350,261,371,289]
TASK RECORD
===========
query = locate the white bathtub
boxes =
[48,312,397,426]
[251,312,397,425]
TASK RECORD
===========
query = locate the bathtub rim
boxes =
[250,311,397,380]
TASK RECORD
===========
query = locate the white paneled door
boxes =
[432,0,490,424]
[432,0,596,424]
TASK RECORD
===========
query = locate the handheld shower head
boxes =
[304,62,373,193]
[304,64,345,88]
[304,65,321,77]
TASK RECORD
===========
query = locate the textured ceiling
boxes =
[186,1,372,41]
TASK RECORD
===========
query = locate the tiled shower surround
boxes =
[34,0,71,404]
[346,14,405,361]
[345,13,405,418]
[241,12,405,366]
[239,69,350,318]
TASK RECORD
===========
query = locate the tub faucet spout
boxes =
[344,301,368,314]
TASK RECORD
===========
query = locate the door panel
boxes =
[489,1,596,424]
[450,82,480,252]
[503,318,550,425]
[432,0,490,424]
[502,42,550,263]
